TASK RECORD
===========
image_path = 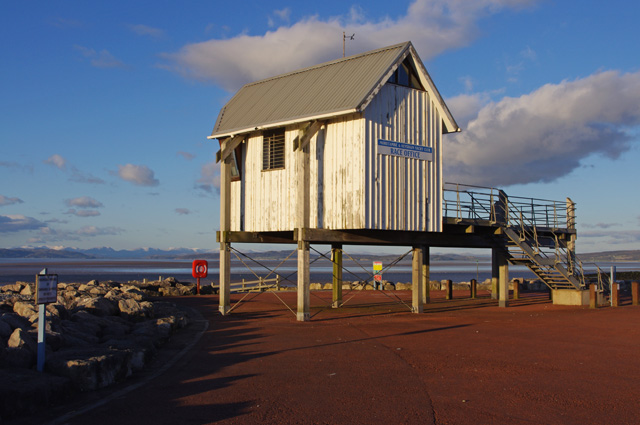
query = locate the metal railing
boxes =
[442,182,570,229]
[443,182,609,291]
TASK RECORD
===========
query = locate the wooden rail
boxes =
[211,276,282,292]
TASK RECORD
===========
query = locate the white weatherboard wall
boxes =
[364,84,442,232]
[230,83,444,233]
[231,129,297,232]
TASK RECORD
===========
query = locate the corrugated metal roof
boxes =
[210,42,458,138]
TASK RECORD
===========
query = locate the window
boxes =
[262,128,285,170]
[230,146,241,181]
[388,58,424,91]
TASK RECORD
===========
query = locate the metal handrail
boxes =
[443,182,591,290]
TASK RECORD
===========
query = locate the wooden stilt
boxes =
[491,247,499,300]
[412,246,423,313]
[297,241,310,321]
[422,246,430,304]
[296,125,311,321]
[332,244,343,308]
[219,150,232,315]
[498,249,509,308]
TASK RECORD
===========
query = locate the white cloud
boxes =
[0,195,24,207]
[196,161,220,193]
[116,164,160,186]
[162,0,538,92]
[128,24,164,38]
[444,70,640,187]
[582,222,619,229]
[44,154,67,170]
[0,215,45,233]
[580,230,640,245]
[76,226,124,236]
[65,196,104,208]
[70,167,105,184]
[269,8,291,27]
[75,45,126,69]
[177,151,195,160]
[65,209,101,217]
[44,155,105,183]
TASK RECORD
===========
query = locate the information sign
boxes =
[373,261,383,283]
[377,139,433,161]
[35,274,58,305]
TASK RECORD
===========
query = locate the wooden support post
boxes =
[219,154,232,315]
[611,282,619,307]
[491,247,499,300]
[513,279,520,300]
[297,241,310,321]
[470,279,477,299]
[412,246,423,313]
[296,125,311,322]
[332,244,343,308]
[498,249,509,308]
[422,246,430,304]
[632,281,639,306]
[445,280,453,300]
[589,283,597,309]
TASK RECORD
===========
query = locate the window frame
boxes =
[388,58,425,91]
[262,127,286,171]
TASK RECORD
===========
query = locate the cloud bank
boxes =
[162,0,536,91]
[445,70,640,187]
[0,215,45,233]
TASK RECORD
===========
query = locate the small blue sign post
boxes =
[35,269,58,372]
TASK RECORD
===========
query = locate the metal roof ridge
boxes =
[241,41,411,89]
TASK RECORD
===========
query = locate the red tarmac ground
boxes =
[27,290,640,424]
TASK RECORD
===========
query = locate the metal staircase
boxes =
[443,183,607,292]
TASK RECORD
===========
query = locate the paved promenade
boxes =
[24,290,640,425]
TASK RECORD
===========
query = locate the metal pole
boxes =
[37,268,47,372]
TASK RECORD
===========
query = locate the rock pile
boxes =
[0,279,195,421]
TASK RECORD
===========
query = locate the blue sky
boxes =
[1,0,639,253]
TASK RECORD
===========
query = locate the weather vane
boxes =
[343,31,355,57]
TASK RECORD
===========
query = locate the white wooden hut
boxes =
[212,41,460,320]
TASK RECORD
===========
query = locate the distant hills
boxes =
[0,247,213,260]
[2,247,639,262]
[577,250,640,262]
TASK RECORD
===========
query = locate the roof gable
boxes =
[210,42,458,138]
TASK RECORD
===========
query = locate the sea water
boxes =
[2,257,636,286]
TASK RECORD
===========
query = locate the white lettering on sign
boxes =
[36,274,58,305]
[377,139,433,161]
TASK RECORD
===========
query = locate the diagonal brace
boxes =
[216,134,244,163]
[293,120,325,151]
